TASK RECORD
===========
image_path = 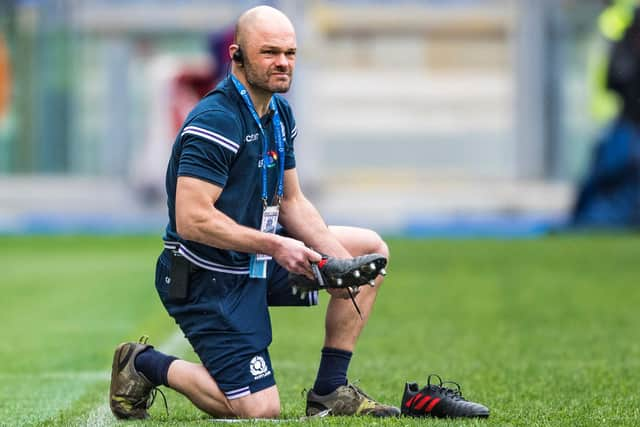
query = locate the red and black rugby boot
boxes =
[401,374,489,418]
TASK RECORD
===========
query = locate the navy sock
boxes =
[312,347,352,396]
[134,347,177,387]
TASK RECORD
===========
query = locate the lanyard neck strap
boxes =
[230,75,286,207]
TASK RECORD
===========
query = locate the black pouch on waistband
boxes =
[169,251,191,303]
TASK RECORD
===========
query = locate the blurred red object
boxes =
[0,34,11,120]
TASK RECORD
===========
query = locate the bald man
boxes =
[109,6,399,420]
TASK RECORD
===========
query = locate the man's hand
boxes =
[272,236,322,279]
[288,253,388,297]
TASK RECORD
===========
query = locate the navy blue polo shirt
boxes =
[163,76,298,273]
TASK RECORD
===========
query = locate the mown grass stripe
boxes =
[3,235,639,426]
[0,371,107,381]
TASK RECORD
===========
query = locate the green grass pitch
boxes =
[1,234,639,426]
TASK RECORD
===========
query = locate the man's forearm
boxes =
[178,205,280,256]
[279,195,351,258]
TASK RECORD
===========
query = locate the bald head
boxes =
[235,6,295,47]
[230,6,297,99]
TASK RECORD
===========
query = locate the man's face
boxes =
[242,28,296,94]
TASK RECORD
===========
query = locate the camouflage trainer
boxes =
[109,336,155,419]
[306,383,400,417]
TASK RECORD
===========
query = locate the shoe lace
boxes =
[132,386,169,415]
[151,387,169,415]
[310,254,363,320]
[346,287,363,320]
[426,374,466,401]
[348,381,378,404]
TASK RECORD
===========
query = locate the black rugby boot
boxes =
[289,253,387,294]
[401,374,489,418]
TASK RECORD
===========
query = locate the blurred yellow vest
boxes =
[590,0,638,122]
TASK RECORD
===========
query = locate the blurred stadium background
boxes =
[2,2,640,426]
[0,0,617,236]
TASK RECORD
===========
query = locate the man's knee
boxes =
[367,229,389,260]
[376,234,389,259]
[229,387,280,419]
[360,228,389,258]
[233,400,280,419]
[329,225,389,259]
[370,232,389,289]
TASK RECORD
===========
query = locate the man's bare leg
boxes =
[304,226,398,417]
[324,226,389,350]
[167,360,280,418]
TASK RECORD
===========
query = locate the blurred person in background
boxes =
[0,33,10,123]
[170,28,235,133]
[588,0,638,123]
[132,26,235,204]
[109,5,402,420]
[572,3,640,227]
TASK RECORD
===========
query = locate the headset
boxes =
[232,47,244,65]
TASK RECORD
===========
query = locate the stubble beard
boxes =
[244,60,292,94]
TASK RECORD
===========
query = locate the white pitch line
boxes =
[157,329,190,355]
[83,404,115,427]
[80,329,189,427]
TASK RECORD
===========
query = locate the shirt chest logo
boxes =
[245,133,259,143]
[257,151,279,169]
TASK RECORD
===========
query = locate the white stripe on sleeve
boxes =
[182,126,240,153]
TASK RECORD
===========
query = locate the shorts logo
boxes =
[249,356,271,380]
[245,133,259,143]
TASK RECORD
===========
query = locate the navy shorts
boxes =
[155,249,318,399]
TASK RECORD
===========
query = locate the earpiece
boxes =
[232,47,244,65]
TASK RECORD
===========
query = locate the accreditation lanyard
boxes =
[231,75,286,277]
[230,75,286,207]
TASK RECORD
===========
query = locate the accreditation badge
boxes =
[250,205,280,279]
[256,205,279,261]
